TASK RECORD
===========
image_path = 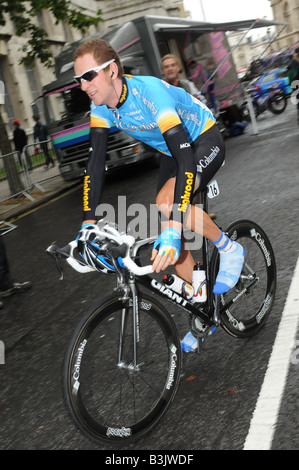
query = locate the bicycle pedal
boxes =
[190,315,207,338]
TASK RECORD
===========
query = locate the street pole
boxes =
[199,0,206,21]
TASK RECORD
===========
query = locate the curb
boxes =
[0,181,81,222]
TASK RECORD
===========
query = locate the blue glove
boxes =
[153,227,181,261]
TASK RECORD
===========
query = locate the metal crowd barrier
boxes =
[0,150,33,203]
[23,139,59,191]
[0,139,59,204]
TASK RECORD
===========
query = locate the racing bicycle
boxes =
[46,180,276,445]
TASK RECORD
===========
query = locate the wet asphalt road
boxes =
[0,102,298,452]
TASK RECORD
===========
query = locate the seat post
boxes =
[192,189,209,271]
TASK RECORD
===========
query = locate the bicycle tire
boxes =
[268,91,287,114]
[210,219,276,338]
[62,292,182,445]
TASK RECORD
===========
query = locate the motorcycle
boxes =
[241,82,288,121]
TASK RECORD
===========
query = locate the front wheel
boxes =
[210,220,276,338]
[268,90,287,114]
[62,292,182,445]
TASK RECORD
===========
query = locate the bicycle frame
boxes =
[114,187,261,342]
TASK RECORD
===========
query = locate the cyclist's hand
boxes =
[151,227,181,273]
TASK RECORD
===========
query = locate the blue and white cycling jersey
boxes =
[90,74,215,156]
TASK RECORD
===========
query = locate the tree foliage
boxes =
[0,0,102,67]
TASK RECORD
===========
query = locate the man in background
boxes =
[33,115,55,170]
[13,119,29,169]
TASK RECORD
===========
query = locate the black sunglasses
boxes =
[74,59,115,85]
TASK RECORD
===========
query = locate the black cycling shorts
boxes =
[157,124,225,200]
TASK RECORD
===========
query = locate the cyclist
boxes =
[73,39,244,295]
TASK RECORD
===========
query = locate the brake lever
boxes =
[46,243,73,281]
[46,244,64,280]
[55,254,64,281]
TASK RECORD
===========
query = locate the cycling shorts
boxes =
[157,124,225,199]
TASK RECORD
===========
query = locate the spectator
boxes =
[161,54,202,98]
[287,51,299,83]
[33,115,55,170]
[12,119,30,169]
[0,236,32,308]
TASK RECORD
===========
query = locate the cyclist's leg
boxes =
[183,202,244,293]
[156,168,222,283]
[173,239,195,284]
[156,176,194,283]
[192,126,245,293]
[155,125,244,293]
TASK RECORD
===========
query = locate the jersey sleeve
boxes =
[82,108,112,220]
[144,82,197,225]
[163,125,197,225]
[82,127,110,221]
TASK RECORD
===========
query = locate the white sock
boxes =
[212,231,234,252]
[212,232,245,294]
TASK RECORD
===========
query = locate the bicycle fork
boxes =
[117,275,140,372]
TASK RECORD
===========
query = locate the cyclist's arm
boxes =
[163,123,196,227]
[151,122,197,273]
[82,126,110,223]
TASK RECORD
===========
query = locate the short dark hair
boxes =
[73,39,124,77]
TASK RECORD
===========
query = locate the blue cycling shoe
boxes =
[181,331,198,352]
[213,241,245,294]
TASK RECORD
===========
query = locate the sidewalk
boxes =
[0,175,80,222]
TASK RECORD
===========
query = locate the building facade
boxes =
[0,0,184,149]
[271,0,299,48]
[228,0,299,74]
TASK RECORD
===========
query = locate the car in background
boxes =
[251,68,292,96]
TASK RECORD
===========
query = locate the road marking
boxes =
[243,256,299,450]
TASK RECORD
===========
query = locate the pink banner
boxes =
[208,32,232,80]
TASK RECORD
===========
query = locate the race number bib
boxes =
[207,180,219,199]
